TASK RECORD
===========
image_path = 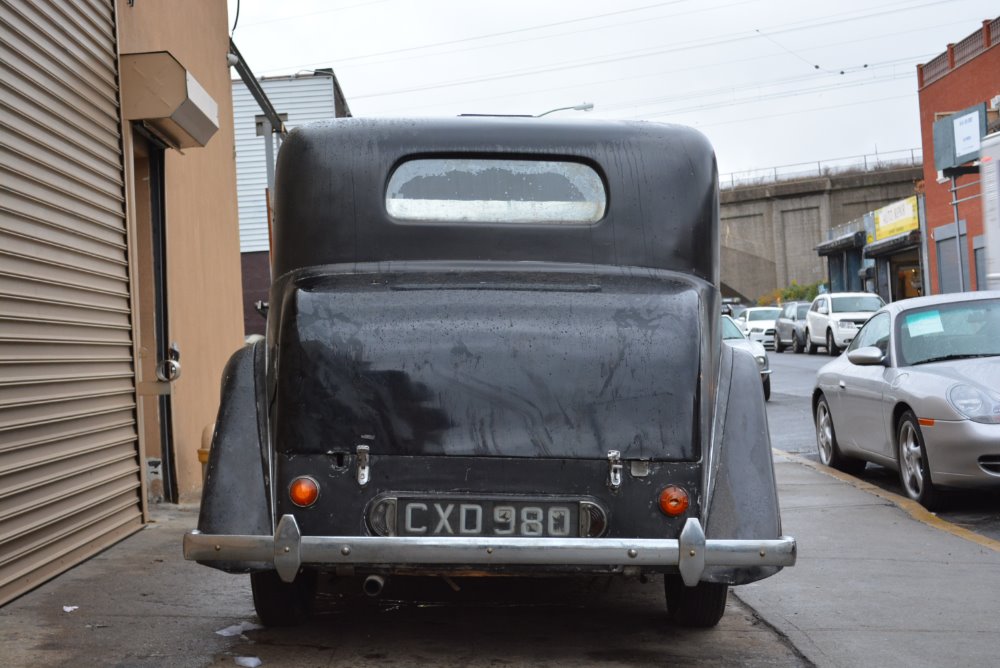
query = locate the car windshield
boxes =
[748,308,781,321]
[831,296,883,313]
[897,298,1000,366]
[721,317,745,340]
[796,304,810,318]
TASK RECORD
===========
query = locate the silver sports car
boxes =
[813,291,1000,509]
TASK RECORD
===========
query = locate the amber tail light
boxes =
[658,485,689,516]
[289,476,320,507]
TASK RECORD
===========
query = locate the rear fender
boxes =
[195,340,272,572]
[701,343,783,584]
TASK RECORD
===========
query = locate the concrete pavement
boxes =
[2,453,998,667]
[736,452,1000,668]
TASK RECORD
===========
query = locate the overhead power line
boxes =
[343,0,959,100]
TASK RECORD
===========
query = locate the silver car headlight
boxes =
[837,321,856,330]
[947,384,1000,424]
[755,354,766,369]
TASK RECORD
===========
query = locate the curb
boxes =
[773,448,1000,554]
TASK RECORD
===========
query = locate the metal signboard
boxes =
[933,103,988,171]
[873,196,919,241]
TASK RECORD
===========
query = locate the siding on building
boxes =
[232,76,342,253]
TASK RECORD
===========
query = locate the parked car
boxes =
[735,306,782,349]
[721,298,747,318]
[773,301,811,353]
[813,291,1000,509]
[805,292,884,356]
[722,315,772,400]
[184,117,795,629]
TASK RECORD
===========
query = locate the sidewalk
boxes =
[735,452,1000,668]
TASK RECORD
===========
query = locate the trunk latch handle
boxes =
[356,445,371,486]
[607,450,622,490]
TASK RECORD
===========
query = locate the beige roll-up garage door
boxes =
[0,0,143,604]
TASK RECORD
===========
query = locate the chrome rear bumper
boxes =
[184,515,796,587]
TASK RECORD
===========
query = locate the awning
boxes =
[815,230,866,256]
[863,230,921,258]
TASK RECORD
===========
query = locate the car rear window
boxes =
[386,158,606,224]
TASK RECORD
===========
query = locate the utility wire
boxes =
[230,0,240,37]
[694,92,917,129]
[376,50,926,115]
[258,0,733,73]
[344,0,959,100]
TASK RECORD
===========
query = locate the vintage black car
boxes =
[184,117,796,628]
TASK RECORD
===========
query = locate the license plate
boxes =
[397,498,580,537]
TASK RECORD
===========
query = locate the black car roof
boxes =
[271,117,719,281]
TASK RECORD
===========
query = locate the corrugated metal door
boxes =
[0,0,144,604]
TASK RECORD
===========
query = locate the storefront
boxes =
[864,196,925,302]
[815,228,867,293]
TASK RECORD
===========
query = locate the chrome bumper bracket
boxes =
[274,514,303,582]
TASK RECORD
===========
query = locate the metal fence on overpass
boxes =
[720,148,923,189]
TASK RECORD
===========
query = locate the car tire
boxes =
[897,411,943,510]
[826,329,839,356]
[763,376,771,401]
[791,332,803,354]
[664,575,728,628]
[251,569,318,627]
[815,394,866,475]
[774,333,785,353]
[806,329,817,355]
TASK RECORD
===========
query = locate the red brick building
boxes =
[917,18,1000,293]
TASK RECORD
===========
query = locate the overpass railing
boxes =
[720,148,922,190]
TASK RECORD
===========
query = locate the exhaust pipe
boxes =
[363,574,385,597]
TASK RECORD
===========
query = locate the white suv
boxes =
[805,292,885,356]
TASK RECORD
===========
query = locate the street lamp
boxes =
[535,102,594,117]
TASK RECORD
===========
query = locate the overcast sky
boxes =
[226,0,997,175]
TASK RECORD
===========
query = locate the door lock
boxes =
[156,342,182,382]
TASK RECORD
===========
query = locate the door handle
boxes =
[156,342,182,382]
[838,380,846,390]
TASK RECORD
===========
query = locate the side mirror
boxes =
[818,305,828,315]
[847,346,885,366]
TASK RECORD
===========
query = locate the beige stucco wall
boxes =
[118,0,244,501]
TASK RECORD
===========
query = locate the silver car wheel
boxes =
[816,401,834,465]
[898,420,924,499]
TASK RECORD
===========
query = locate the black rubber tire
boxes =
[826,329,839,356]
[806,329,817,355]
[896,411,944,510]
[664,575,728,628]
[251,569,318,627]
[791,332,803,354]
[763,376,771,402]
[774,333,785,353]
[814,394,866,475]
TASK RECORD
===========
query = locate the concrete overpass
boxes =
[719,166,923,302]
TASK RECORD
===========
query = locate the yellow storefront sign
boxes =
[874,196,919,241]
